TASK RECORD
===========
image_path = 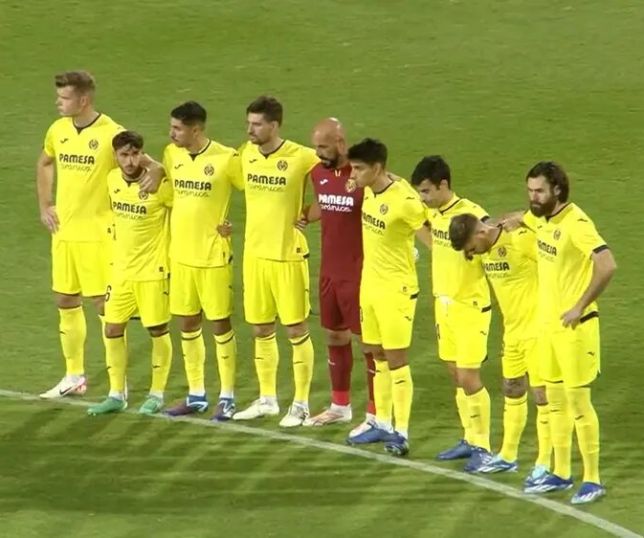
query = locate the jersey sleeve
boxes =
[469,202,489,221]
[162,146,172,174]
[513,228,537,261]
[569,214,607,257]
[158,177,174,208]
[522,210,539,231]
[402,193,427,231]
[227,151,244,191]
[301,146,320,174]
[43,123,56,157]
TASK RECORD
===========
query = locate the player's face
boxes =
[247,113,277,145]
[350,160,379,187]
[527,176,558,217]
[169,118,197,148]
[462,228,489,259]
[55,86,87,117]
[115,145,144,178]
[312,132,341,169]
[415,179,449,208]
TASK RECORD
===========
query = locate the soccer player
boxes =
[300,118,376,434]
[37,71,161,399]
[410,156,493,471]
[448,214,552,484]
[87,131,173,415]
[233,96,318,427]
[520,162,615,504]
[162,102,243,421]
[345,138,426,456]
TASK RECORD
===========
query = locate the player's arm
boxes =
[36,150,58,233]
[415,222,432,249]
[296,199,321,231]
[139,154,164,194]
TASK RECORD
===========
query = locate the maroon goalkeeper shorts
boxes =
[318,275,361,334]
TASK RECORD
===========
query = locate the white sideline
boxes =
[1,388,641,538]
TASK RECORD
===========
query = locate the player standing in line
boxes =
[87,131,173,415]
[519,162,615,504]
[37,71,162,399]
[299,118,376,435]
[344,138,426,456]
[233,96,319,427]
[448,214,552,486]
[162,102,244,421]
[410,156,493,471]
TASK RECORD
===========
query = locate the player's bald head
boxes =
[312,117,346,144]
[312,118,348,169]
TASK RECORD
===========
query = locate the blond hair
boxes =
[54,71,96,94]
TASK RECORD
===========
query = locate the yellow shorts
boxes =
[243,255,310,325]
[540,314,600,387]
[170,261,233,320]
[360,287,418,350]
[502,336,542,386]
[434,298,491,368]
[105,277,170,327]
[51,237,111,297]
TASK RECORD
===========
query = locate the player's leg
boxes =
[564,317,603,504]
[136,279,173,415]
[435,299,474,460]
[234,256,280,421]
[41,237,87,399]
[199,264,237,421]
[274,260,314,428]
[166,261,208,415]
[456,305,492,472]
[81,239,112,359]
[306,275,354,426]
[87,278,135,416]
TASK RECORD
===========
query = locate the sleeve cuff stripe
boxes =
[593,245,609,254]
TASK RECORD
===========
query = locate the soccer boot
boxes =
[384,432,409,457]
[523,464,550,492]
[279,403,310,428]
[346,423,393,445]
[436,439,474,461]
[233,398,280,421]
[477,453,518,474]
[40,375,87,399]
[211,398,236,422]
[571,482,606,505]
[524,473,574,494]
[464,446,493,473]
[165,394,209,416]
[138,395,164,415]
[87,396,127,416]
[348,413,377,438]
[303,404,352,426]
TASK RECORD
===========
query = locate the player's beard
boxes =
[320,155,339,169]
[530,197,556,217]
[124,166,144,181]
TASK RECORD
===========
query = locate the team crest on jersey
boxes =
[379,204,388,215]
[204,164,215,176]
[138,190,149,200]
[497,246,507,257]
[553,229,561,240]
[88,139,99,150]
[345,179,357,193]
[277,159,288,171]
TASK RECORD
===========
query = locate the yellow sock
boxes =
[535,403,552,469]
[150,332,172,396]
[105,335,127,396]
[59,307,86,376]
[290,333,314,403]
[456,388,474,444]
[214,330,237,399]
[567,387,600,484]
[373,359,393,426]
[181,329,206,396]
[499,394,528,462]
[465,387,491,451]
[546,383,574,479]
[255,333,279,399]
[390,364,413,438]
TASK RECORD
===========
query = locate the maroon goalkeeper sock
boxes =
[329,343,353,406]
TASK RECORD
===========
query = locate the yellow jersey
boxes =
[524,204,607,329]
[107,169,172,281]
[482,227,538,340]
[361,179,426,293]
[240,140,318,261]
[44,114,123,242]
[426,194,490,309]
[163,141,243,268]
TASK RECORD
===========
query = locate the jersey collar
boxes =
[438,193,461,214]
[546,202,572,222]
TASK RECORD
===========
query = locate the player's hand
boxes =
[295,215,308,232]
[561,305,583,329]
[499,211,525,232]
[40,205,59,233]
[217,220,233,237]
[139,165,163,194]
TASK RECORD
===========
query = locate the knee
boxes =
[458,368,483,395]
[503,376,527,399]
[212,317,232,336]
[285,321,308,340]
[56,293,81,309]
[531,386,548,406]
[148,324,169,338]
[254,323,276,338]
[105,323,124,339]
[326,329,351,347]
[180,314,202,333]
